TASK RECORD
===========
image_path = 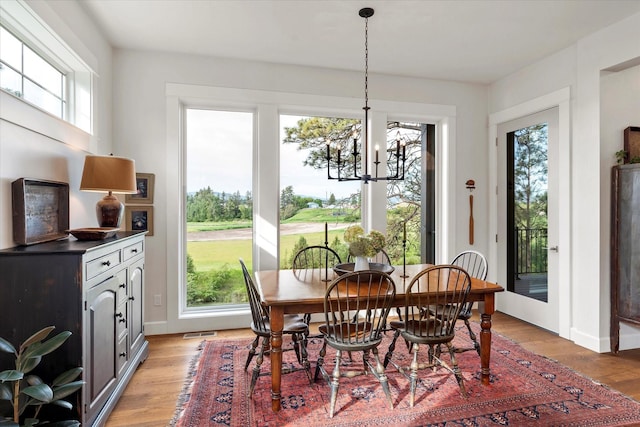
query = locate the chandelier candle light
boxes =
[325,7,406,184]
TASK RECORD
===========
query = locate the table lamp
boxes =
[80,155,137,228]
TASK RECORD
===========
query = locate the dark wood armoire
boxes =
[610,163,640,353]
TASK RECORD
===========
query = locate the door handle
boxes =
[546,246,558,252]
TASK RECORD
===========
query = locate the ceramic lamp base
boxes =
[96,192,124,228]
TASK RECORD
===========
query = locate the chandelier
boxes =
[326,7,406,184]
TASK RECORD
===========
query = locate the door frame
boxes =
[488,87,571,339]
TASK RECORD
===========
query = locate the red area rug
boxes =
[171,325,640,426]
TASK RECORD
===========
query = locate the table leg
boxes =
[479,294,495,385]
[270,306,284,412]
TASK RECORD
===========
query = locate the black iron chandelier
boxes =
[326,7,406,184]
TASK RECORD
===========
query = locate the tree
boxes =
[513,124,548,272]
[282,117,425,258]
[514,124,548,229]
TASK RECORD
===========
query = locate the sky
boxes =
[186,109,359,200]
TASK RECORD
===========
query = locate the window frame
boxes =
[163,83,456,335]
[1,25,67,119]
[0,0,95,138]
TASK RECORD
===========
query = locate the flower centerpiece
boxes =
[343,225,386,271]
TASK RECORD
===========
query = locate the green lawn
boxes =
[187,229,345,271]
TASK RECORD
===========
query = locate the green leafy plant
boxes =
[343,225,385,257]
[0,326,84,427]
[616,150,640,164]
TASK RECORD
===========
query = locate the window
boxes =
[279,114,361,266]
[165,83,455,333]
[1,25,66,119]
[385,121,435,265]
[0,0,94,134]
[184,108,253,310]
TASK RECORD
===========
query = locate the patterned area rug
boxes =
[171,325,640,426]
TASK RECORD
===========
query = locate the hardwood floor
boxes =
[105,312,640,426]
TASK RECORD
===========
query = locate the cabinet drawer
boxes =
[123,241,144,261]
[86,250,121,280]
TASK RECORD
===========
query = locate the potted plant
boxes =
[343,225,386,271]
[0,326,84,427]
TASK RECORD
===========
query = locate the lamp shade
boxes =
[80,155,137,228]
[80,155,137,193]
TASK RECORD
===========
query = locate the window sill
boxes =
[0,90,91,151]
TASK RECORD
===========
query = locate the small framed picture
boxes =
[125,206,153,236]
[126,173,154,204]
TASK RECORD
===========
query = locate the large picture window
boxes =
[184,108,253,310]
[166,83,453,333]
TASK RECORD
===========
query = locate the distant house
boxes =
[307,202,320,209]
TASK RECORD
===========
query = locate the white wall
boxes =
[600,64,640,351]
[489,12,640,352]
[110,50,488,328]
[0,0,113,249]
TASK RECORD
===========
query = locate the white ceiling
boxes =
[80,0,640,84]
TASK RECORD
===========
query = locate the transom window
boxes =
[1,25,67,119]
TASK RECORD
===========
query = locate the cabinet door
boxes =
[85,275,119,423]
[617,165,640,322]
[129,258,145,358]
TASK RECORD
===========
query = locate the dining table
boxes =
[254,263,504,412]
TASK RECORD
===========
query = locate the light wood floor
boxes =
[105,312,640,427]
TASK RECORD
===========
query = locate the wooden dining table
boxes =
[254,263,504,412]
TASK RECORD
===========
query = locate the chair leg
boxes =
[299,332,313,383]
[383,328,401,368]
[464,318,481,356]
[370,347,394,410]
[292,333,302,364]
[409,342,420,408]
[328,349,342,418]
[445,342,467,397]
[249,337,269,396]
[314,340,327,382]
[245,335,260,371]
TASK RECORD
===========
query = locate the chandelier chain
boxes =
[364,15,368,108]
[325,7,405,183]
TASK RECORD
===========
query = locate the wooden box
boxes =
[12,178,69,245]
[624,126,640,163]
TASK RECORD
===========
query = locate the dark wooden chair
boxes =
[292,245,342,323]
[239,259,312,396]
[449,250,488,355]
[384,265,471,406]
[314,270,396,417]
[347,249,399,327]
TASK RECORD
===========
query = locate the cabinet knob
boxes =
[131,248,138,253]
[102,260,111,266]
[119,283,126,288]
[129,296,135,301]
[116,312,123,318]
[119,352,127,358]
